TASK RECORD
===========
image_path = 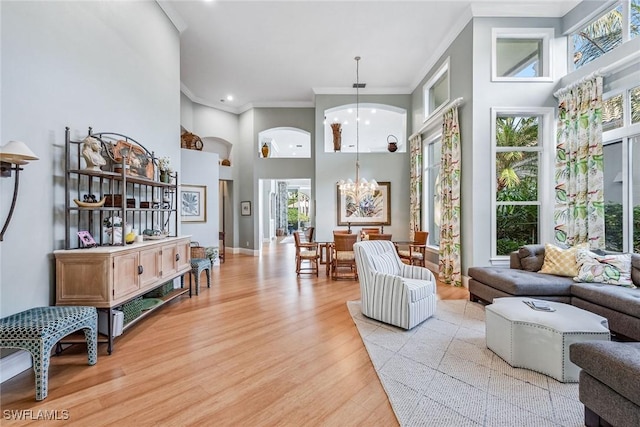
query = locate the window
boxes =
[603,136,640,253]
[491,108,554,258]
[632,85,640,124]
[323,104,406,153]
[572,0,639,69]
[492,28,553,81]
[423,136,441,247]
[423,58,449,121]
[603,93,624,132]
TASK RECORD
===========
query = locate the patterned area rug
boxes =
[347,300,584,426]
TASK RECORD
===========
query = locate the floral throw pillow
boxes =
[574,249,635,288]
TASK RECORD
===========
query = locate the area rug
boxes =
[347,300,584,427]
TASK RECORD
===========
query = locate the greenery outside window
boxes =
[603,93,624,132]
[492,28,553,82]
[572,0,640,69]
[491,108,554,258]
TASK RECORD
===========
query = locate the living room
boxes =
[1,0,639,425]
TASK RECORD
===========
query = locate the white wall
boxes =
[0,1,180,317]
[180,149,220,248]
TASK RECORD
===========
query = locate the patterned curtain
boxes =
[438,106,462,287]
[408,134,422,241]
[555,76,605,249]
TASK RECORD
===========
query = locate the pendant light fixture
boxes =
[338,56,378,196]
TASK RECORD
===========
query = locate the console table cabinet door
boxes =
[176,239,191,272]
[113,252,140,300]
[159,244,178,279]
[56,255,110,305]
[138,247,161,290]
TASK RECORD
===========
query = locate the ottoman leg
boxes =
[194,269,201,296]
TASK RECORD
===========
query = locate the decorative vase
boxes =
[387,135,398,152]
[160,171,170,183]
[331,123,342,151]
[261,143,270,158]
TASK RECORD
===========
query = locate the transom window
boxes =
[492,28,553,82]
[571,0,640,70]
[423,58,450,121]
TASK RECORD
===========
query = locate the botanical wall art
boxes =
[181,185,207,222]
[337,182,391,226]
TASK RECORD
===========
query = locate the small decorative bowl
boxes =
[74,196,107,208]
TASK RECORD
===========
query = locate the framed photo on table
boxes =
[337,181,391,226]
[241,201,251,216]
[77,231,97,248]
[181,184,207,222]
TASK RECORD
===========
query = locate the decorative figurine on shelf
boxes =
[261,143,270,158]
[330,122,342,151]
[81,136,106,171]
[158,156,172,183]
[387,135,399,152]
[103,216,123,245]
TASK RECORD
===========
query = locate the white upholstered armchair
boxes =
[353,240,437,329]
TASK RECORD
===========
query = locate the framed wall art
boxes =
[241,201,251,216]
[336,181,391,226]
[181,185,207,222]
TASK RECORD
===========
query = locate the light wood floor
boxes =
[1,239,468,426]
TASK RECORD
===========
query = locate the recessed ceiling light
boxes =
[343,121,349,125]
[365,120,370,125]
[226,95,233,101]
[371,109,377,114]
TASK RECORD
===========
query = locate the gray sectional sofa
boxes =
[468,245,640,341]
[570,341,640,427]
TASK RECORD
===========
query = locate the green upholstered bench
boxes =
[0,306,98,400]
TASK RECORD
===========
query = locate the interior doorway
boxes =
[258,178,312,245]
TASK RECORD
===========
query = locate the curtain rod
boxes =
[554,50,640,98]
[410,97,464,140]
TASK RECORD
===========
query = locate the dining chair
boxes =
[293,232,319,276]
[368,233,392,241]
[397,231,429,266]
[360,227,381,240]
[331,233,358,280]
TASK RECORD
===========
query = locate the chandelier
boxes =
[338,56,378,195]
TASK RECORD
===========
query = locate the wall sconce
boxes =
[1,140,39,241]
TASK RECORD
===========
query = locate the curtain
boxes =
[409,134,422,241]
[555,76,605,249]
[439,106,462,287]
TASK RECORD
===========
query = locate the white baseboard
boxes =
[0,350,32,383]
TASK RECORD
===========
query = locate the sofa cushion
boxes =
[517,244,546,271]
[575,250,635,288]
[571,282,640,318]
[539,243,586,277]
[468,267,574,296]
[569,341,640,407]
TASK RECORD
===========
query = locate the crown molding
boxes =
[156,1,187,33]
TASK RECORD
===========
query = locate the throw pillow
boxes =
[539,243,587,277]
[370,250,399,275]
[574,249,635,288]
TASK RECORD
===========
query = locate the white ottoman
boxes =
[485,297,610,382]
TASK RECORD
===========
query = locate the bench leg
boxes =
[206,268,211,288]
[30,346,50,401]
[82,326,98,365]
